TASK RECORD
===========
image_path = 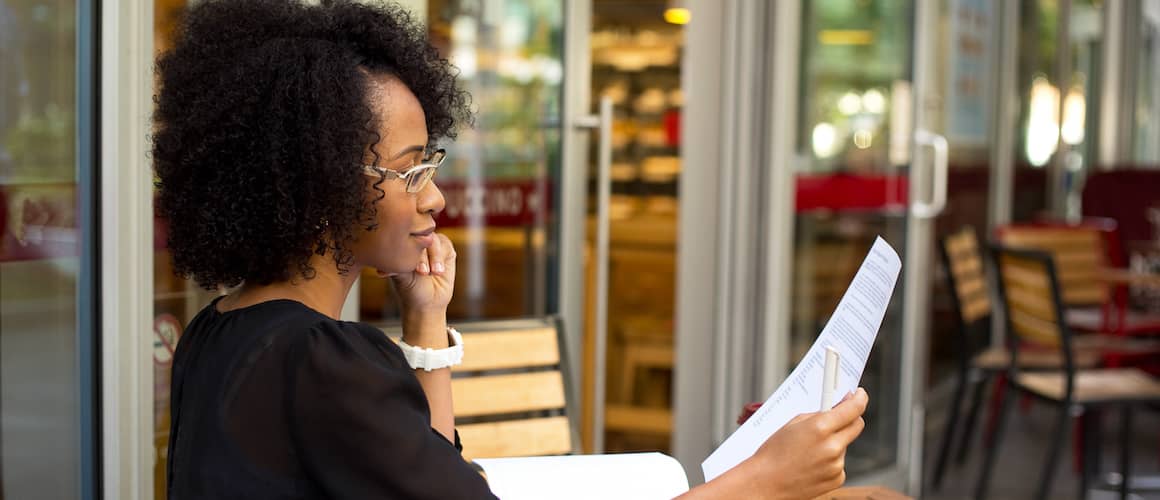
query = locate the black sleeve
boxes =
[287,321,496,499]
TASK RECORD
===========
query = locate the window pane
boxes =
[791,0,915,475]
[359,0,565,324]
[1,0,94,497]
[1135,1,1160,162]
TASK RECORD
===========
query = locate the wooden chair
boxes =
[995,221,1160,344]
[975,246,1160,500]
[932,227,995,491]
[932,227,1102,491]
[449,318,579,461]
[606,315,674,441]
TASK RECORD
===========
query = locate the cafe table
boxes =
[1100,267,1160,288]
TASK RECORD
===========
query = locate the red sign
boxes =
[435,179,552,228]
[795,174,909,213]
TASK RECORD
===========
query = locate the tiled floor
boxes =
[922,383,1160,500]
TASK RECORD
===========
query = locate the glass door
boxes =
[580,0,686,455]
[358,0,564,326]
[1,0,100,497]
[785,0,1002,491]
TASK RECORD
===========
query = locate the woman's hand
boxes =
[679,389,869,500]
[750,388,869,499]
[390,232,457,317]
[389,233,459,440]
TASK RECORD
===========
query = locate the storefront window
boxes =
[1135,1,1160,163]
[1011,0,1102,220]
[792,0,916,475]
[1,0,98,497]
[798,0,912,174]
[358,0,565,325]
[590,6,684,453]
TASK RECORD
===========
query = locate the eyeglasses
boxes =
[363,148,446,193]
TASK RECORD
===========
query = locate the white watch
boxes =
[398,326,464,371]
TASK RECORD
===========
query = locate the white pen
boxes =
[820,346,840,411]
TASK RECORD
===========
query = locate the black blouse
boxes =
[167,298,497,499]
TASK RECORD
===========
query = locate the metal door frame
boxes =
[100,0,156,497]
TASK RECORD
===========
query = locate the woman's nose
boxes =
[416,180,445,216]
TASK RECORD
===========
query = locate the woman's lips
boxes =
[410,227,436,246]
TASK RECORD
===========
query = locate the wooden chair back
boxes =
[994,223,1110,306]
[941,227,992,326]
[939,227,992,371]
[450,318,577,461]
[989,245,1078,383]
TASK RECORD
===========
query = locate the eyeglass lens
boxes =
[406,167,437,193]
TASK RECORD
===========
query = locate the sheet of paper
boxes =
[476,453,689,500]
[701,236,901,482]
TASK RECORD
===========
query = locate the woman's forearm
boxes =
[401,311,456,442]
[676,460,759,500]
[674,456,796,500]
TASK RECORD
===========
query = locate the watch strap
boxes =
[398,326,463,371]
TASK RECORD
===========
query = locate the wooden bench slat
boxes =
[1018,369,1160,403]
[955,275,986,301]
[457,328,559,372]
[949,254,983,279]
[961,294,991,323]
[1000,229,1102,248]
[453,371,566,417]
[946,230,978,256]
[458,416,572,461]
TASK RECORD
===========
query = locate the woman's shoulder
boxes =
[182,299,404,367]
[292,314,410,373]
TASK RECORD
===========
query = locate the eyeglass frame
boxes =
[362,148,446,193]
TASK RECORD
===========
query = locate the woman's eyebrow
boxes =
[390,144,426,160]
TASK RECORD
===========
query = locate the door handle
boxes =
[573,96,613,453]
[912,129,948,219]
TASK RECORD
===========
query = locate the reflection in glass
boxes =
[1,0,88,497]
[1136,2,1159,162]
[793,0,918,476]
[799,0,912,175]
[359,0,564,325]
[589,2,685,454]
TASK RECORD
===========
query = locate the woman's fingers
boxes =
[428,235,444,274]
[415,233,455,276]
[818,388,868,432]
[437,233,457,276]
[416,247,431,275]
[833,416,867,447]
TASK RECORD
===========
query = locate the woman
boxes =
[154,1,869,498]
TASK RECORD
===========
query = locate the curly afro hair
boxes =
[152,0,471,289]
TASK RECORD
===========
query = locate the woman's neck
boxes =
[218,257,361,320]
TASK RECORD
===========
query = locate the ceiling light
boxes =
[665,0,691,25]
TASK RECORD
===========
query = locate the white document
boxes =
[701,236,902,482]
[476,453,690,500]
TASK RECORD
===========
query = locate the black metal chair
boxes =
[932,227,996,490]
[975,245,1160,500]
[932,228,1104,491]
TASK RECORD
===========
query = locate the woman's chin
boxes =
[372,262,417,278]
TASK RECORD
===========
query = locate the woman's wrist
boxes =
[401,309,449,348]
